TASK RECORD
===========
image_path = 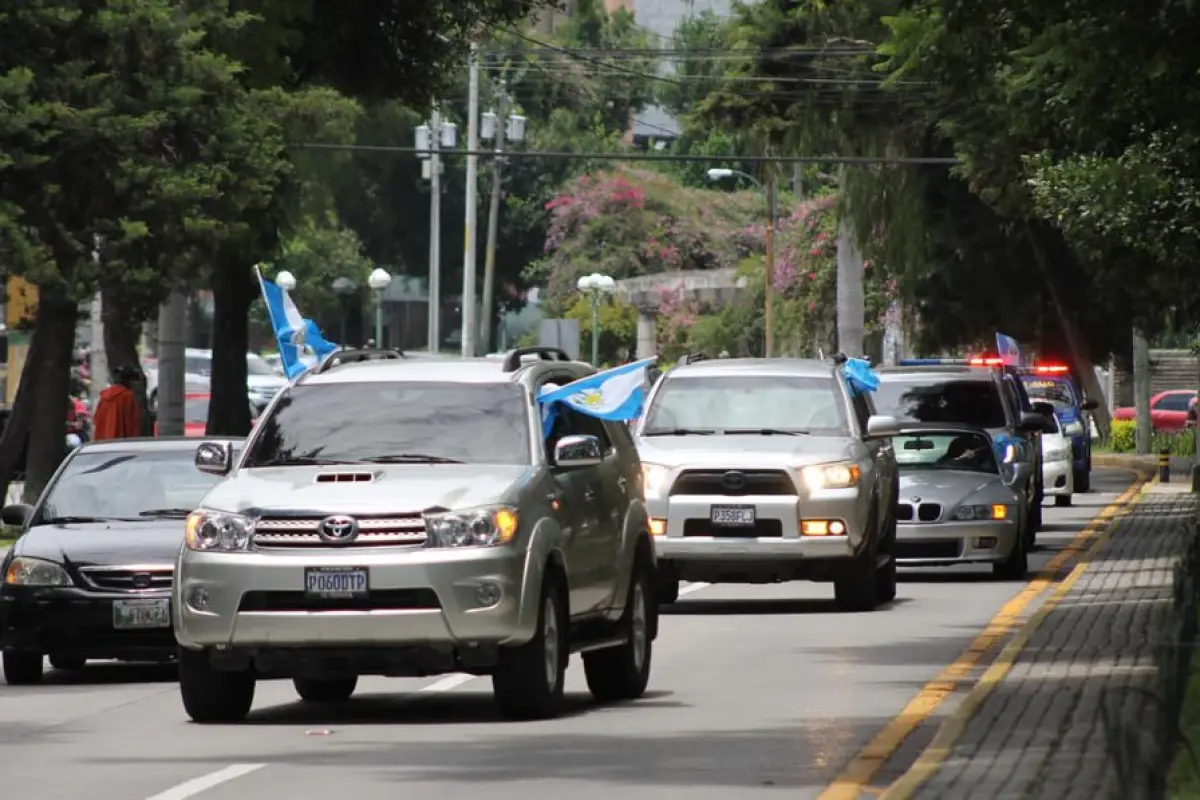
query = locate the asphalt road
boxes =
[0,469,1135,800]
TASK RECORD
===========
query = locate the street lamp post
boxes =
[707,168,777,358]
[331,277,357,344]
[576,272,615,366]
[367,268,392,347]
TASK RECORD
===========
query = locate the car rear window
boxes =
[643,374,848,435]
[243,381,532,467]
[875,377,1008,429]
[1021,376,1077,406]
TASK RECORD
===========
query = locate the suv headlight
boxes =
[4,556,72,587]
[801,462,861,492]
[1062,421,1084,436]
[425,506,519,548]
[1045,447,1070,462]
[641,463,670,496]
[185,509,252,552]
[952,504,1008,521]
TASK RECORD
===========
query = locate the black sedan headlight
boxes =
[4,556,73,587]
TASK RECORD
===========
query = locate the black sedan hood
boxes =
[10,521,184,567]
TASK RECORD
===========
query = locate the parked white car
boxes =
[1040,411,1074,506]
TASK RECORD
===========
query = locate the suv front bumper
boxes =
[174,545,537,650]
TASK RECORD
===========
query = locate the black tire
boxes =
[584,546,654,703]
[178,646,255,723]
[1075,467,1090,493]
[1030,480,1043,530]
[49,655,85,671]
[875,508,898,604]
[293,676,357,703]
[3,651,43,685]
[655,570,680,606]
[492,572,568,720]
[1054,494,1071,507]
[1024,495,1039,550]
[834,523,880,612]
[993,525,1028,580]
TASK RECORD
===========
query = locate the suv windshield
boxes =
[37,449,231,522]
[643,375,848,435]
[894,432,999,474]
[875,377,1008,429]
[1020,376,1076,406]
[243,381,532,466]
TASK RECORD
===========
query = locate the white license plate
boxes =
[710,505,756,527]
[113,598,170,630]
[304,567,368,599]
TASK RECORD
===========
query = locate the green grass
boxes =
[0,525,19,548]
[1169,622,1200,798]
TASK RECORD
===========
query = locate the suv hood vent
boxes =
[314,471,377,484]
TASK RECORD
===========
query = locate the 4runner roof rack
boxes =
[678,352,709,365]
[314,348,404,374]
[500,346,571,372]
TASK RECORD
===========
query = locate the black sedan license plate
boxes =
[113,599,170,629]
[304,567,369,599]
[710,505,756,527]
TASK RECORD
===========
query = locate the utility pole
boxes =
[764,177,776,358]
[416,109,457,354]
[1133,327,1152,455]
[480,85,525,354]
[88,235,106,410]
[836,169,866,358]
[461,44,480,357]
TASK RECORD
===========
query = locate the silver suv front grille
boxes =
[253,515,427,548]
[78,565,174,592]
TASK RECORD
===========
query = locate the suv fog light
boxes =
[649,518,666,536]
[974,537,997,549]
[186,586,212,611]
[475,582,502,608]
[801,519,847,536]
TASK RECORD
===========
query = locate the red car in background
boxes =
[1112,389,1197,431]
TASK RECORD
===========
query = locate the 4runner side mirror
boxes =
[554,434,603,468]
[195,441,233,476]
[1018,411,1056,435]
[865,415,902,439]
[1,503,33,527]
[1080,398,1099,411]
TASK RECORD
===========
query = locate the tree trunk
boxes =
[207,263,254,436]
[101,284,152,435]
[156,290,188,436]
[23,293,77,502]
[0,319,45,498]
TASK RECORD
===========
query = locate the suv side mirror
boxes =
[1018,411,1056,434]
[553,434,603,468]
[1031,401,1055,417]
[1,503,33,527]
[1080,398,1099,411]
[195,441,233,476]
[865,414,902,439]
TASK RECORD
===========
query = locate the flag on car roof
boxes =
[537,357,656,437]
[996,332,1021,366]
[255,266,339,380]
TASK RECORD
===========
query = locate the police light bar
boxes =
[967,357,1003,366]
[1033,364,1070,374]
[898,358,968,366]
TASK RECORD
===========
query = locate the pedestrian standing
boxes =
[92,365,142,440]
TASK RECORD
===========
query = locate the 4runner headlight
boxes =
[1045,447,1070,462]
[424,506,519,548]
[185,509,252,552]
[801,462,861,492]
[5,556,72,587]
[1063,421,1084,436]
[641,463,670,497]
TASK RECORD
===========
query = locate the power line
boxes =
[292,142,959,165]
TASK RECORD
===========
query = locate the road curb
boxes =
[1093,452,1188,479]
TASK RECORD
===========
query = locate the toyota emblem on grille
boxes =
[131,573,152,589]
[318,515,359,543]
[721,471,747,490]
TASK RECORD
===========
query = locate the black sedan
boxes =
[0,436,242,684]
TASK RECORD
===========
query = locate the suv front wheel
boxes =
[492,572,568,720]
[178,647,256,723]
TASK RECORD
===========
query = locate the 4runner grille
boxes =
[670,469,796,496]
[252,515,427,548]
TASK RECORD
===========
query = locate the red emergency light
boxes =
[1033,364,1070,374]
[967,356,1003,366]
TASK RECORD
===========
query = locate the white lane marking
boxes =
[678,581,710,597]
[145,763,266,800]
[419,673,476,693]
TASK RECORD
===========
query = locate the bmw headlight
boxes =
[952,504,1008,521]
[1063,421,1084,437]
[1045,448,1070,462]
[424,506,519,548]
[801,462,861,492]
[185,509,252,552]
[4,556,73,587]
[641,463,671,497]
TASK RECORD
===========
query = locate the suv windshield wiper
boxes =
[359,454,466,464]
[40,515,136,524]
[723,428,811,436]
[254,457,366,467]
[137,508,193,518]
[642,428,716,436]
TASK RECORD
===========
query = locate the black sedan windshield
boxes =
[243,382,532,467]
[37,449,228,522]
[894,432,999,474]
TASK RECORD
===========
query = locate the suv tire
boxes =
[294,676,357,703]
[655,570,680,606]
[1075,467,1090,493]
[993,525,1028,580]
[874,509,898,604]
[1054,494,1071,507]
[584,546,654,702]
[492,573,567,720]
[834,517,880,612]
[178,647,256,723]
[49,655,85,671]
[3,650,43,685]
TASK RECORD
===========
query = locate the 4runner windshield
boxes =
[875,378,1007,429]
[894,432,999,474]
[243,382,531,467]
[642,375,848,436]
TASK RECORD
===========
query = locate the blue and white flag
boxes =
[996,332,1021,366]
[842,357,879,396]
[256,266,339,379]
[537,357,656,438]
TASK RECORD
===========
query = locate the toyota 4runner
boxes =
[174,347,656,722]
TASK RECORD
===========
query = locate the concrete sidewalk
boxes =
[884,484,1198,799]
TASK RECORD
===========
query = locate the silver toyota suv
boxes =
[634,357,901,611]
[174,347,656,722]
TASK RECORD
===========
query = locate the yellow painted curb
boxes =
[815,472,1148,800]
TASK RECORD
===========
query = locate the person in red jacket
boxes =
[92,365,142,440]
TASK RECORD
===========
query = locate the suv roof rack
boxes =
[314,348,405,374]
[500,346,571,372]
[678,352,709,365]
